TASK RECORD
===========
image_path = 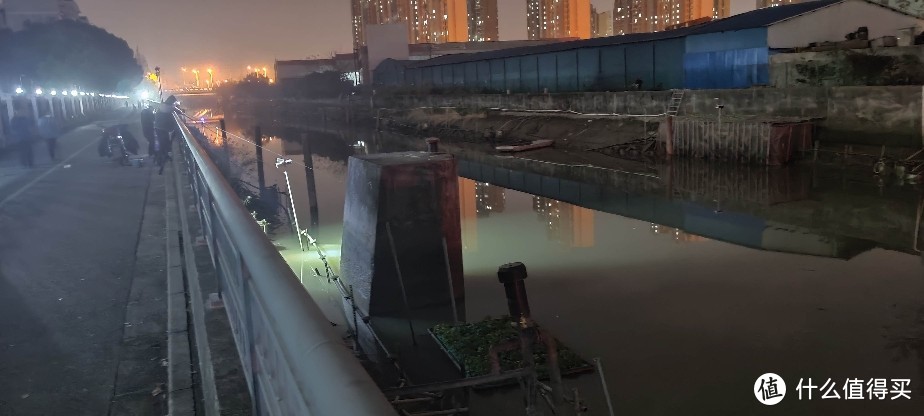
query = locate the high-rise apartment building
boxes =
[713,0,731,18]
[593,10,614,37]
[613,0,731,35]
[413,0,468,43]
[351,0,414,52]
[468,0,499,41]
[352,0,494,50]
[527,0,592,40]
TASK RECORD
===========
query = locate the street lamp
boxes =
[207,68,214,89]
[35,88,43,95]
[15,87,23,94]
[192,69,200,88]
[262,67,268,77]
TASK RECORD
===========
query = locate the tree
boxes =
[0,20,142,93]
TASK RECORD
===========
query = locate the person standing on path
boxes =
[141,106,156,156]
[37,114,60,161]
[9,106,36,168]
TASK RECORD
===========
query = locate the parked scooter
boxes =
[97,125,140,166]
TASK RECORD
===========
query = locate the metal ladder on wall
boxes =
[667,89,685,116]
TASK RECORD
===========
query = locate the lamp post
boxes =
[192,69,200,88]
[207,68,214,89]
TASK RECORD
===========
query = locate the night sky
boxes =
[79,0,613,86]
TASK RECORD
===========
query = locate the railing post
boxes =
[219,118,230,174]
[254,126,266,191]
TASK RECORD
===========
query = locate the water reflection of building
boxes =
[475,181,505,217]
[458,178,478,251]
[458,180,508,251]
[649,223,708,243]
[533,197,595,247]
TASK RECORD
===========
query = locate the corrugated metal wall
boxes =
[683,28,770,89]
[404,37,689,92]
[398,28,774,91]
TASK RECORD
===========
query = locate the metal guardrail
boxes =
[172,113,397,416]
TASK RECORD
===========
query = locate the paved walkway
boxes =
[0,109,169,416]
[0,109,252,416]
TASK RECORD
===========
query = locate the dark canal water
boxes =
[185,98,924,415]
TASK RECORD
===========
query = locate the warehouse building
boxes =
[376,0,921,91]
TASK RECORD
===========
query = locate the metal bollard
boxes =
[426,137,439,153]
[497,262,531,326]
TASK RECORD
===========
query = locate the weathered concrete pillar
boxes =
[340,151,464,319]
[301,133,320,234]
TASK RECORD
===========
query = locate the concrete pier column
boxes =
[340,151,464,320]
[301,133,320,234]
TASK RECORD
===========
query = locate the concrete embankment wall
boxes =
[376,86,924,148]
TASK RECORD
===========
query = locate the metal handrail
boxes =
[172,113,397,416]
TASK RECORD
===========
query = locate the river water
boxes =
[185,99,924,415]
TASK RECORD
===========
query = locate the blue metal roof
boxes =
[408,0,842,69]
[687,0,841,34]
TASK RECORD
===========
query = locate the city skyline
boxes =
[614,0,730,35]
[77,0,613,85]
